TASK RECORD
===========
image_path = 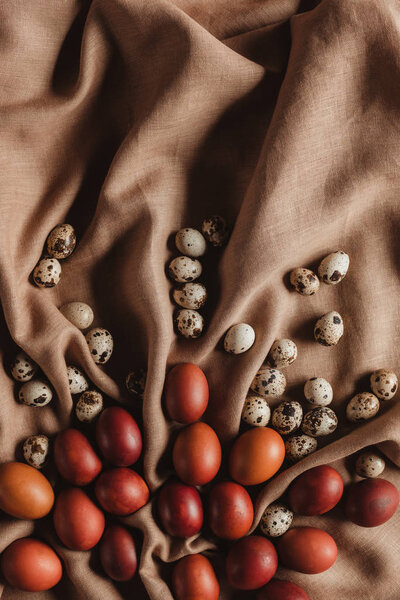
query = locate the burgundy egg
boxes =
[96,407,142,466]
[157,480,203,538]
[345,478,399,527]
[226,536,278,590]
[288,465,344,515]
[100,525,137,581]
[257,579,310,600]
[54,429,102,486]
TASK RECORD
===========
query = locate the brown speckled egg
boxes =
[289,268,320,296]
[33,258,61,288]
[11,352,38,382]
[302,407,338,437]
[67,366,89,395]
[175,228,206,257]
[168,256,202,283]
[260,502,293,537]
[173,282,207,310]
[46,223,76,259]
[304,377,333,406]
[126,369,147,400]
[318,250,349,285]
[202,215,228,247]
[23,435,49,469]
[174,309,204,339]
[314,311,344,346]
[60,301,94,330]
[250,367,286,399]
[356,451,385,478]
[370,369,398,401]
[19,380,53,407]
[224,324,255,354]
[75,390,103,422]
[272,401,303,436]
[346,393,379,423]
[285,434,318,462]
[267,339,297,369]
[241,395,271,427]
[85,328,113,364]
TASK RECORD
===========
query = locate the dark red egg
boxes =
[54,429,102,486]
[345,478,399,527]
[256,579,311,600]
[172,554,219,600]
[208,481,253,540]
[288,465,344,515]
[96,407,142,466]
[226,536,278,590]
[157,480,203,538]
[95,468,149,516]
[277,527,337,574]
[100,525,137,581]
[164,363,209,424]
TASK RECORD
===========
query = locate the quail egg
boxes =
[168,256,202,283]
[314,311,344,346]
[346,392,380,423]
[370,369,398,401]
[85,327,113,364]
[46,223,76,259]
[267,339,297,369]
[67,366,89,395]
[172,282,207,310]
[241,395,271,427]
[260,502,293,537]
[202,215,228,247]
[33,258,61,288]
[174,309,204,338]
[285,434,318,462]
[304,377,333,406]
[356,451,385,478]
[318,250,349,285]
[126,368,147,400]
[302,406,338,437]
[175,228,206,257]
[10,351,38,382]
[23,435,49,469]
[250,367,286,398]
[272,401,303,435]
[60,301,94,329]
[19,380,53,407]
[224,323,255,354]
[75,390,103,422]
[289,268,320,296]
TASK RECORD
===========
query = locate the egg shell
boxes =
[208,481,254,540]
[33,258,61,288]
[157,480,203,538]
[75,390,103,422]
[53,487,105,550]
[23,435,49,469]
[173,422,221,486]
[173,554,220,600]
[241,395,271,427]
[229,428,285,486]
[95,468,149,516]
[256,579,311,600]
[370,368,398,400]
[1,538,62,592]
[226,536,278,590]
[100,525,137,582]
[60,301,94,329]
[0,462,54,519]
[272,401,303,436]
[168,256,202,283]
[175,309,204,339]
[284,434,318,462]
[277,527,337,574]
[126,368,147,399]
[260,502,293,537]
[346,392,380,423]
[314,311,344,346]
[202,215,228,247]
[96,406,142,466]
[304,377,333,406]
[11,352,38,382]
[288,465,344,515]
[345,478,399,527]
[302,407,338,437]
[85,327,113,364]
[267,339,297,369]
[164,363,209,424]
[224,323,255,354]
[356,451,385,478]
[318,250,349,285]
[46,223,76,259]
[250,367,286,398]
[175,228,207,257]
[67,365,89,395]
[19,380,53,407]
[173,282,207,310]
[54,429,102,486]
[289,268,320,296]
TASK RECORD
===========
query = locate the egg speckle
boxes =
[356,451,385,478]
[60,301,94,330]
[318,250,349,285]
[172,282,207,310]
[241,395,271,427]
[33,258,61,288]
[267,339,297,369]
[175,228,206,257]
[346,392,380,423]
[202,215,228,247]
[224,323,255,354]
[67,366,89,395]
[302,406,338,437]
[23,435,49,469]
[370,369,398,401]
[304,377,333,406]
[168,256,202,283]
[289,268,320,296]
[85,328,113,364]
[75,390,103,422]
[272,401,303,435]
[285,434,318,462]
[46,223,76,259]
[19,380,53,407]
[174,309,204,338]
[126,369,147,400]
[314,311,344,346]
[11,352,38,382]
[250,367,286,398]
[260,502,293,537]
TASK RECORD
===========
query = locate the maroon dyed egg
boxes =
[100,525,137,581]
[345,478,399,527]
[95,468,149,516]
[54,429,102,486]
[208,481,253,540]
[226,536,278,590]
[288,465,344,515]
[157,480,203,538]
[257,579,310,600]
[96,407,142,466]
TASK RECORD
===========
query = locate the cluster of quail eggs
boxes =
[32,223,76,288]
[345,368,398,423]
[168,216,228,339]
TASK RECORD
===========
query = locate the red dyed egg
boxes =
[53,488,105,550]
[277,527,337,574]
[172,554,219,600]
[158,480,203,538]
[1,538,62,592]
[164,363,209,424]
[173,422,221,486]
[54,429,102,486]
[288,465,344,515]
[257,579,310,600]
[345,478,399,527]
[100,525,137,581]
[96,407,142,466]
[208,481,253,540]
[226,536,278,590]
[95,468,149,516]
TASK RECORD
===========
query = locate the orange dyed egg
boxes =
[229,428,285,486]
[0,462,54,519]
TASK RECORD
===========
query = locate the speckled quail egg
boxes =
[174,309,204,338]
[67,365,89,395]
[356,451,385,478]
[267,339,297,369]
[260,503,293,537]
[85,327,113,364]
[202,215,229,247]
[175,228,207,257]
[304,377,333,406]
[126,368,147,400]
[33,258,61,288]
[46,223,76,259]
[241,395,271,427]
[75,390,103,422]
[250,367,286,398]
[314,311,344,346]
[172,282,207,310]
[370,369,398,401]
[285,434,318,462]
[60,301,94,329]
[318,250,349,285]
[23,435,49,469]
[168,256,202,283]
[19,380,53,407]
[346,392,380,423]
[224,323,255,354]
[302,406,338,437]
[10,352,38,382]
[289,268,320,296]
[272,400,303,436]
